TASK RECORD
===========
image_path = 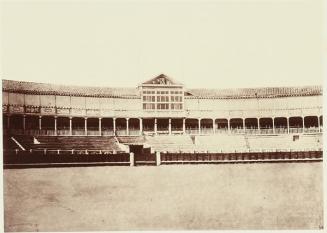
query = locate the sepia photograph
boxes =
[1,0,324,231]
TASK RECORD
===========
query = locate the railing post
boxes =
[99,118,102,136]
[130,152,134,166]
[85,117,88,136]
[168,118,172,135]
[272,117,275,134]
[182,118,186,134]
[54,116,57,136]
[126,118,129,135]
[39,115,42,131]
[7,114,10,130]
[156,151,161,166]
[23,115,26,133]
[69,117,72,136]
[139,118,143,135]
[113,118,116,135]
[154,118,157,135]
[227,118,231,134]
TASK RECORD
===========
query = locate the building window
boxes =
[157,103,169,110]
[157,96,169,102]
[143,103,155,110]
[171,103,183,110]
[142,87,184,111]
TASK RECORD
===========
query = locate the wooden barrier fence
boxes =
[3,149,322,168]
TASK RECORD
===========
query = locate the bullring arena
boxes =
[2,74,324,230]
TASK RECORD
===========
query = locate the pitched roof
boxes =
[2,79,139,98]
[186,86,322,99]
[2,79,322,99]
[141,74,183,86]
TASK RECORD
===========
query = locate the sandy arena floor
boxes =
[4,162,323,231]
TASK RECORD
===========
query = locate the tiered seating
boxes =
[9,135,124,152]
[195,135,248,152]
[194,134,322,152]
[145,135,195,152]
[247,134,322,151]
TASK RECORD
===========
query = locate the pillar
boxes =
[23,115,26,131]
[69,117,72,136]
[130,152,134,167]
[227,118,231,133]
[318,116,320,132]
[272,117,275,134]
[243,118,245,133]
[198,118,201,134]
[99,118,102,136]
[168,118,172,135]
[156,151,161,166]
[302,116,305,133]
[113,118,116,134]
[212,119,215,134]
[126,118,129,135]
[39,116,42,130]
[287,117,290,134]
[182,118,186,134]
[139,118,143,135]
[7,115,10,129]
[84,117,87,135]
[154,118,157,134]
[54,116,57,136]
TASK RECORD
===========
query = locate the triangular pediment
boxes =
[142,74,183,86]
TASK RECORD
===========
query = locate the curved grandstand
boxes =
[2,74,323,166]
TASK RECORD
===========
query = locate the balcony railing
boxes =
[4,126,322,136]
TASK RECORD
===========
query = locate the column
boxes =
[198,118,201,134]
[156,151,161,166]
[113,118,116,134]
[168,118,172,135]
[257,118,260,134]
[272,117,275,134]
[317,116,320,132]
[227,118,231,134]
[243,118,245,134]
[182,118,186,134]
[69,117,72,136]
[287,117,290,134]
[302,116,305,133]
[130,152,134,167]
[54,116,57,136]
[7,115,10,129]
[154,118,157,134]
[23,115,26,132]
[84,117,87,135]
[99,118,102,136]
[212,119,215,134]
[126,118,129,135]
[139,118,143,135]
[39,116,42,130]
